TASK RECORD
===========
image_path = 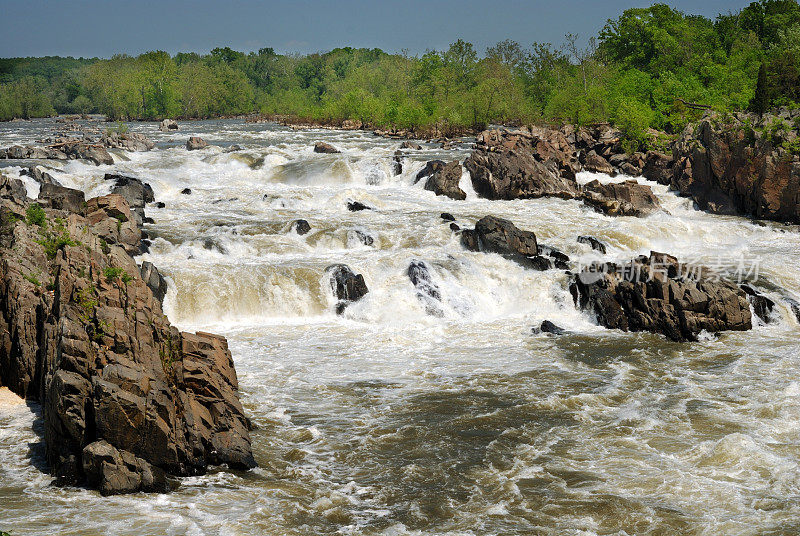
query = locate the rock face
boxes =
[159,119,179,132]
[326,264,368,313]
[419,160,466,200]
[577,235,607,254]
[186,137,208,151]
[583,151,615,175]
[581,179,662,216]
[313,142,340,154]
[569,251,752,341]
[464,128,580,200]
[666,112,800,223]
[0,178,255,494]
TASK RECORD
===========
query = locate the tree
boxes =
[750,61,769,116]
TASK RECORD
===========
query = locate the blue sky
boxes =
[0,0,754,58]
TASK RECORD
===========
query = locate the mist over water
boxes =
[2,118,800,535]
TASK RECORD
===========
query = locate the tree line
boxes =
[1,1,799,148]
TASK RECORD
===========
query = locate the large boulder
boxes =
[581,179,661,216]
[460,215,556,269]
[583,151,615,175]
[82,440,169,496]
[570,251,752,341]
[326,264,368,313]
[313,142,340,154]
[643,151,674,185]
[159,119,179,132]
[105,174,155,225]
[465,129,580,200]
[186,137,208,151]
[420,160,466,200]
[37,183,86,213]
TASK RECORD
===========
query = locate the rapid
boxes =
[1,118,800,535]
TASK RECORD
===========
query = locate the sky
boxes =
[0,0,754,58]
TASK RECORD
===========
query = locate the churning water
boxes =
[1,119,800,535]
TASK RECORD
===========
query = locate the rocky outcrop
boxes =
[101,132,155,152]
[418,160,466,200]
[581,179,662,216]
[569,251,752,341]
[583,151,615,175]
[326,264,368,313]
[464,128,580,200]
[186,137,208,151]
[0,177,255,494]
[21,165,62,186]
[400,141,422,150]
[666,111,800,223]
[159,119,179,132]
[407,260,443,316]
[577,235,607,254]
[313,142,340,154]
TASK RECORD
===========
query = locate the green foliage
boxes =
[103,266,126,282]
[25,203,46,227]
[1,1,799,134]
[74,284,98,324]
[34,219,77,259]
[23,273,40,286]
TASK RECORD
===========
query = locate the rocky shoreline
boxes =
[0,173,255,495]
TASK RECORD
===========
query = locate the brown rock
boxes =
[581,179,661,217]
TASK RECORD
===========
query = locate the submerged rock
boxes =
[407,260,443,317]
[577,235,607,254]
[181,188,192,195]
[326,264,369,314]
[314,142,340,154]
[740,284,775,324]
[570,251,752,341]
[532,320,566,335]
[392,150,403,176]
[347,229,374,247]
[347,200,372,212]
[291,219,311,236]
[400,141,422,150]
[186,137,208,151]
[440,212,456,222]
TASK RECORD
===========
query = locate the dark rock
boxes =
[643,151,674,185]
[740,284,775,324]
[347,200,372,212]
[347,229,374,246]
[291,219,311,235]
[21,165,61,186]
[326,264,368,313]
[79,145,114,166]
[159,119,179,132]
[313,142,340,154]
[461,215,542,268]
[105,174,155,225]
[140,261,168,303]
[581,179,661,216]
[415,160,445,183]
[181,188,192,195]
[440,212,456,222]
[1,174,28,200]
[37,183,86,213]
[407,260,443,316]
[154,202,166,208]
[570,251,752,341]
[537,244,570,269]
[532,320,566,335]
[423,160,466,200]
[400,141,422,150]
[186,137,208,151]
[584,151,615,175]
[392,151,403,175]
[449,223,460,231]
[577,235,607,254]
[82,440,169,496]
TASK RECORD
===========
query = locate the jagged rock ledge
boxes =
[0,174,255,495]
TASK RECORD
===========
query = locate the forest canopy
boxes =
[1,0,799,145]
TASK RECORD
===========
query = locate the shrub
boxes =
[26,203,46,227]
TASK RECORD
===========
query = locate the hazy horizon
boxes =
[0,0,753,59]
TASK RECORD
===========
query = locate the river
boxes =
[1,118,799,535]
